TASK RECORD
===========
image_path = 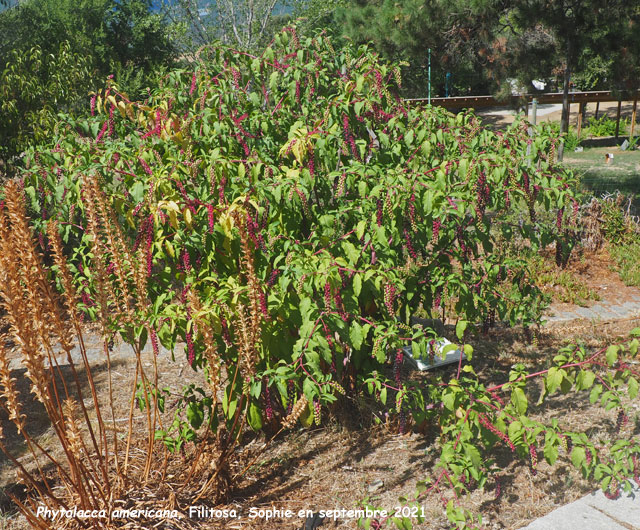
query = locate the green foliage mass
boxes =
[0,42,94,169]
[338,0,500,97]
[0,0,176,169]
[22,29,575,437]
[0,0,174,76]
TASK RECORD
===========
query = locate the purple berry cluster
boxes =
[478,414,515,452]
[383,283,396,316]
[475,172,489,220]
[393,349,403,385]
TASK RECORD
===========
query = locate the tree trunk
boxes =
[558,39,573,162]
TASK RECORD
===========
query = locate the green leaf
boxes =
[464,443,482,469]
[356,220,366,240]
[441,343,458,359]
[606,345,619,366]
[571,447,586,469]
[576,370,595,391]
[421,140,431,157]
[628,376,639,399]
[349,321,364,351]
[544,442,558,466]
[546,367,563,395]
[341,241,359,265]
[463,343,473,361]
[299,399,314,427]
[299,297,312,319]
[405,129,414,146]
[247,401,263,431]
[455,321,468,341]
[222,386,238,419]
[442,389,457,411]
[250,381,262,399]
[269,71,279,91]
[302,378,316,401]
[186,401,204,429]
[507,420,523,445]
[511,387,528,415]
[130,181,145,202]
[353,273,362,297]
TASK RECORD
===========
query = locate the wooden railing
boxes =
[405,90,640,138]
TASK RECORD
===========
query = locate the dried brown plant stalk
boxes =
[187,291,222,405]
[83,178,136,327]
[0,183,115,526]
[231,211,266,378]
[0,339,25,433]
[82,176,158,482]
[2,184,75,362]
[0,187,55,414]
[0,339,56,494]
[0,177,235,528]
[47,219,112,491]
[79,197,124,478]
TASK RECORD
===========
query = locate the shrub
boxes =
[19,27,577,436]
[586,115,629,137]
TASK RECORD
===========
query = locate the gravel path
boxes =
[545,294,640,324]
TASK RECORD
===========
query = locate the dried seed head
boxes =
[63,399,84,461]
[282,394,308,429]
[0,341,25,434]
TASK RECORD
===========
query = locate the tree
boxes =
[161,0,293,52]
[0,0,176,172]
[290,0,347,36]
[0,0,175,84]
[104,0,175,74]
[0,41,94,169]
[337,0,506,97]
[505,0,637,159]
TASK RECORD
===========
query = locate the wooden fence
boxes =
[405,90,640,139]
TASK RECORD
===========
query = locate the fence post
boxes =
[531,98,538,126]
[428,48,431,106]
[631,96,637,142]
[577,102,585,139]
[615,99,622,138]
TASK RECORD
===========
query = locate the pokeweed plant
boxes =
[16,26,581,510]
[357,330,640,530]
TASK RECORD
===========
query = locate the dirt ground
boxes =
[2,245,640,530]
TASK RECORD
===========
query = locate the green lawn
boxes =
[562,146,640,202]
